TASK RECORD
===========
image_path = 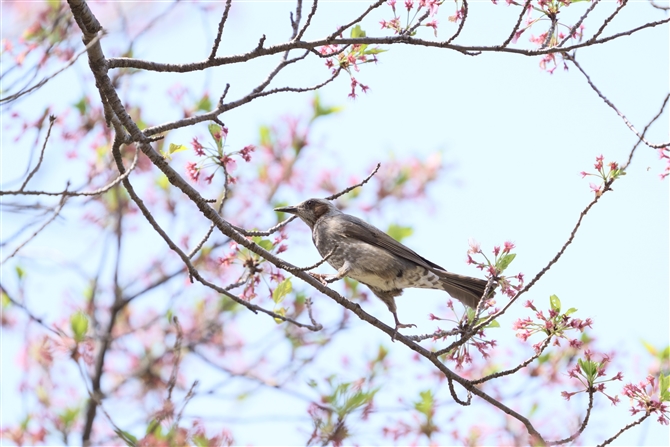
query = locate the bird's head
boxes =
[274,198,340,229]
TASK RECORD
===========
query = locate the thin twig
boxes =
[558,0,600,47]
[547,389,595,445]
[589,0,628,43]
[187,180,228,259]
[445,0,468,45]
[105,17,670,74]
[2,145,140,197]
[1,187,69,264]
[295,0,319,41]
[235,162,381,237]
[471,337,552,384]
[132,0,181,43]
[567,53,668,150]
[325,163,381,200]
[305,297,319,328]
[232,216,297,237]
[447,376,471,406]
[0,32,104,104]
[405,327,460,342]
[326,0,386,41]
[166,316,183,401]
[111,141,322,331]
[501,0,531,48]
[289,0,303,40]
[621,93,670,170]
[407,8,431,36]
[541,15,557,49]
[282,249,335,273]
[174,380,199,429]
[0,286,60,335]
[208,0,233,60]
[19,115,56,192]
[596,413,650,447]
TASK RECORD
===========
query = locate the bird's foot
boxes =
[309,272,330,286]
[391,319,416,341]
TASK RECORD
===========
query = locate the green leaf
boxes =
[156,174,169,191]
[58,406,80,430]
[641,339,658,356]
[15,265,25,281]
[20,414,31,430]
[273,307,287,323]
[484,319,500,329]
[259,125,272,147]
[549,294,561,312]
[195,94,212,112]
[46,0,61,11]
[387,224,413,242]
[313,93,343,119]
[145,420,161,436]
[208,123,224,150]
[363,48,387,55]
[578,358,597,384]
[161,143,188,161]
[496,253,516,271]
[70,311,89,343]
[74,97,88,115]
[1,291,10,308]
[252,236,273,251]
[565,307,578,315]
[168,143,188,155]
[660,374,670,401]
[414,390,434,417]
[340,388,378,416]
[114,429,138,447]
[193,435,209,447]
[350,24,366,38]
[661,346,670,363]
[272,278,293,304]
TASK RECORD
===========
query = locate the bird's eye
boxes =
[306,200,314,207]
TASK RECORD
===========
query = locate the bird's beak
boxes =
[274,205,299,215]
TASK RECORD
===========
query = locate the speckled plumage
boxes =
[276,198,491,329]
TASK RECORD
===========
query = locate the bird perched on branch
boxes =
[275,198,492,332]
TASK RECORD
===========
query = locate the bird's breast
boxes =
[312,221,428,291]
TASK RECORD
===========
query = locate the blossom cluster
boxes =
[429,297,499,369]
[561,350,623,406]
[580,154,624,196]
[319,25,380,99]
[622,374,670,425]
[380,0,442,37]
[491,0,585,73]
[217,234,288,301]
[183,124,255,185]
[513,297,593,352]
[467,239,524,298]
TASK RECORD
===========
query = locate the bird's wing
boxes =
[335,214,491,307]
[336,215,446,271]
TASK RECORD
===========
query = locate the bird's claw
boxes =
[309,272,329,286]
[391,321,417,341]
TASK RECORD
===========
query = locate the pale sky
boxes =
[2,2,668,445]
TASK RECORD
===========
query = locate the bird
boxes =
[275,198,492,332]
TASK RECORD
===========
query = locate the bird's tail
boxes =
[435,270,492,309]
